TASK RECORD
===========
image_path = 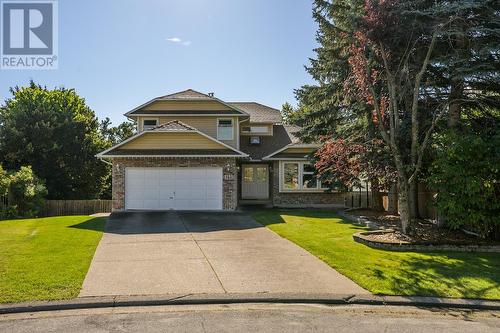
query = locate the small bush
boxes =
[0,166,47,219]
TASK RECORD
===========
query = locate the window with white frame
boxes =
[280,161,328,191]
[217,119,234,140]
[143,119,158,131]
[242,126,269,134]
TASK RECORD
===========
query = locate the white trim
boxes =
[265,157,308,161]
[262,144,293,160]
[128,113,248,118]
[240,125,273,136]
[262,143,320,160]
[96,124,249,158]
[236,119,240,149]
[98,154,246,158]
[140,117,159,132]
[217,118,234,141]
[278,160,329,193]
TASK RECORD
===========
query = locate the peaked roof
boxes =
[228,102,283,123]
[151,120,196,132]
[159,89,214,100]
[125,89,249,117]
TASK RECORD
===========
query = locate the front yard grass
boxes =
[253,210,500,300]
[0,216,105,303]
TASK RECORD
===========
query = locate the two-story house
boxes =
[97,89,344,211]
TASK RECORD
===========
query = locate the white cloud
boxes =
[166,37,182,43]
[166,37,191,46]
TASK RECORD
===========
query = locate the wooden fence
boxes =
[41,200,113,217]
[0,195,8,207]
[344,190,437,220]
[344,191,371,209]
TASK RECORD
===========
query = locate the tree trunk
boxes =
[398,179,411,234]
[370,178,384,211]
[409,181,419,219]
[448,78,464,129]
[387,183,398,214]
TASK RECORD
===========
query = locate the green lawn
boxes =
[0,216,105,303]
[253,210,500,300]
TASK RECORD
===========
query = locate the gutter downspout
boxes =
[98,157,113,166]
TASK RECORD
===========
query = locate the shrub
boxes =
[429,132,500,239]
[6,166,47,218]
[0,165,10,197]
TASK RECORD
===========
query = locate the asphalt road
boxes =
[1,304,498,332]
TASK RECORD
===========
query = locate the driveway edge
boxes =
[1,294,499,314]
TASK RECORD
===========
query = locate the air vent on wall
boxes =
[250,136,261,145]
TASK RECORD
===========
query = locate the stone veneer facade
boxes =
[112,157,238,211]
[270,161,345,207]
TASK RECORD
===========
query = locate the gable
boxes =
[119,132,224,150]
[144,100,234,112]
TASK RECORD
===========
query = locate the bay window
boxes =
[280,161,327,192]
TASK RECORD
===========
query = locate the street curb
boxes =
[1,293,499,314]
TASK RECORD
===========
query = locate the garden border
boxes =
[353,230,500,253]
[339,210,500,252]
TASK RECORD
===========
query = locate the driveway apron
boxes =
[79,211,368,297]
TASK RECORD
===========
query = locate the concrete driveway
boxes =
[79,211,367,297]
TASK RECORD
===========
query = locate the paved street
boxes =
[80,211,366,296]
[1,304,498,332]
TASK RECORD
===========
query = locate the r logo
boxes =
[2,2,53,54]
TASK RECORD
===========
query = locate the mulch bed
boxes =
[347,208,492,245]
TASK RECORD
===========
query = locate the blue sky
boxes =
[0,0,317,124]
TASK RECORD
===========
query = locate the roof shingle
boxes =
[151,120,196,132]
[228,102,283,123]
[159,89,213,100]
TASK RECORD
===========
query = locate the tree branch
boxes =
[408,106,446,184]
[410,30,439,167]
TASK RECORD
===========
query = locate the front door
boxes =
[241,164,269,199]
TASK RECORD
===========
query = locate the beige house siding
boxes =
[136,116,239,149]
[144,100,233,111]
[282,147,316,154]
[119,132,224,150]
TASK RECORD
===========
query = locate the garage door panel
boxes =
[174,188,191,199]
[174,199,191,210]
[143,190,160,200]
[159,199,174,209]
[189,189,206,200]
[206,199,222,210]
[125,167,223,210]
[143,200,160,210]
[159,188,174,199]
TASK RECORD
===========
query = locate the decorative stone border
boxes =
[353,230,500,253]
[338,209,500,252]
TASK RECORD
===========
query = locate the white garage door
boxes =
[125,167,223,210]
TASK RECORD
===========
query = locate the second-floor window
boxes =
[143,119,158,131]
[217,119,233,140]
